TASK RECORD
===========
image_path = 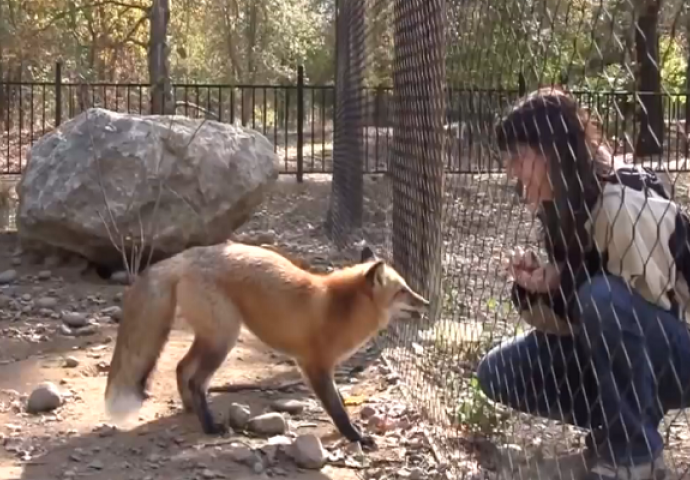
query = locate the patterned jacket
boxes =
[512,165,690,335]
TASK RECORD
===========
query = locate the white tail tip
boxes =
[105,388,144,421]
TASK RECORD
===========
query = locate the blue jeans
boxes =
[477,274,690,466]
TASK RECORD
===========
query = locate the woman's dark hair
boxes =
[495,87,612,263]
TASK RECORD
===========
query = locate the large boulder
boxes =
[16,108,279,269]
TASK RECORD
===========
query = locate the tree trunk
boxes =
[391,0,446,315]
[149,0,173,115]
[634,0,664,158]
[325,0,364,246]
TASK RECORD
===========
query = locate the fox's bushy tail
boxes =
[104,260,181,421]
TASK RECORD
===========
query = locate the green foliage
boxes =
[456,376,509,435]
[0,0,333,85]
[660,36,687,93]
[0,0,686,103]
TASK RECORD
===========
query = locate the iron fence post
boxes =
[55,61,63,127]
[297,65,305,183]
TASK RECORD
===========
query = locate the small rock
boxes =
[36,297,58,309]
[26,382,63,414]
[64,356,80,368]
[201,469,216,479]
[360,405,377,420]
[88,460,104,470]
[10,258,21,267]
[409,467,424,480]
[62,311,88,328]
[37,270,52,281]
[271,399,305,415]
[0,270,17,284]
[0,294,11,307]
[72,324,99,337]
[267,435,292,446]
[101,306,123,322]
[255,230,277,245]
[289,434,327,470]
[227,444,256,464]
[21,293,32,302]
[252,460,265,474]
[110,271,130,285]
[227,403,252,430]
[246,412,288,436]
[59,325,74,336]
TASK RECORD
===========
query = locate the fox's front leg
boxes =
[301,363,376,449]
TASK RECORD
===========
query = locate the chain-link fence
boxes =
[328,0,690,478]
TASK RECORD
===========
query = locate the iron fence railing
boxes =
[1,66,688,176]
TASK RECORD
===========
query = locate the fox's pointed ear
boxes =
[365,260,386,287]
[360,245,377,263]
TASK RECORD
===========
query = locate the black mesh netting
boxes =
[326,0,690,478]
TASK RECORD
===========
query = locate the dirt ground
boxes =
[0,176,449,480]
[3,173,690,480]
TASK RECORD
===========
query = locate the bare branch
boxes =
[38,0,150,34]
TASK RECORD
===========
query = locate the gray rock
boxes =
[64,356,80,368]
[72,324,99,336]
[252,459,265,474]
[246,412,287,436]
[100,306,123,322]
[227,402,252,430]
[10,257,21,267]
[109,271,130,285]
[289,434,327,470]
[27,382,63,413]
[16,108,279,268]
[227,444,256,464]
[0,270,17,284]
[37,270,52,280]
[62,311,88,328]
[36,297,58,309]
[271,398,305,415]
[360,405,377,420]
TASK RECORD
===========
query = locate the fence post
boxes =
[296,65,304,183]
[55,61,63,127]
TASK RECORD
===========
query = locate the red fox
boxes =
[104,242,428,447]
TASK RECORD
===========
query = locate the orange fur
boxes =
[104,242,428,444]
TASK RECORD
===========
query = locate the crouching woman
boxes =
[476,87,690,480]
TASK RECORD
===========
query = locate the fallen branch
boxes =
[208,379,304,393]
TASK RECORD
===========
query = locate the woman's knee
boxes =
[475,334,533,402]
[476,349,499,400]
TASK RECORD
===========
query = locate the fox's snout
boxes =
[398,288,430,316]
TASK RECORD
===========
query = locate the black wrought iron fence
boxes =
[1,63,688,177]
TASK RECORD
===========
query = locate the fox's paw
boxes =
[358,435,377,451]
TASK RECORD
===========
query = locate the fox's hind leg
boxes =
[175,280,242,435]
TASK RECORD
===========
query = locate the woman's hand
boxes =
[513,264,561,293]
[502,247,561,293]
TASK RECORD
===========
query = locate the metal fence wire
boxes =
[327,0,690,479]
